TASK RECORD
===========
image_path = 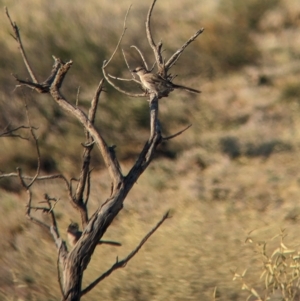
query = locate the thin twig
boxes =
[0,171,74,214]
[107,74,135,82]
[121,48,134,77]
[17,167,51,230]
[163,124,192,141]
[12,75,50,93]
[49,59,124,190]
[12,55,62,93]
[146,1,158,58]
[44,194,59,230]
[0,133,28,139]
[5,7,38,83]
[165,28,204,69]
[84,169,93,206]
[81,211,170,296]
[102,62,146,97]
[120,48,145,83]
[149,61,157,72]
[18,169,63,252]
[76,86,80,107]
[0,173,70,186]
[103,5,131,68]
[21,97,41,188]
[146,0,164,71]
[90,80,104,121]
[0,125,35,139]
[130,45,149,70]
[74,80,104,226]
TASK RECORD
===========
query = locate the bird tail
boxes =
[172,83,201,94]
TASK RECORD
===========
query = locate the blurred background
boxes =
[1,0,300,300]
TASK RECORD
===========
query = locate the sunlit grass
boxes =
[1,0,300,300]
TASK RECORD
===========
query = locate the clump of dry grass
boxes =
[234,230,300,301]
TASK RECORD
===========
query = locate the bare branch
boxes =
[17,168,65,252]
[121,48,138,79]
[125,94,162,188]
[146,0,164,71]
[74,80,104,226]
[76,86,80,107]
[121,48,131,71]
[57,247,65,299]
[49,59,124,191]
[15,167,50,231]
[0,171,75,224]
[10,96,41,190]
[5,7,38,83]
[103,5,131,68]
[18,169,69,263]
[5,5,195,299]
[130,45,149,70]
[12,75,50,93]
[101,6,150,98]
[22,99,41,188]
[149,95,160,139]
[0,172,70,186]
[90,80,104,122]
[121,47,147,85]
[12,56,63,93]
[102,62,146,97]
[44,194,59,227]
[149,60,157,72]
[0,125,32,139]
[84,169,93,206]
[165,28,204,69]
[43,55,64,87]
[81,211,170,296]
[107,73,135,82]
[41,195,68,263]
[51,57,72,89]
[163,124,192,141]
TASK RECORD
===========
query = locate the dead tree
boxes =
[1,1,203,300]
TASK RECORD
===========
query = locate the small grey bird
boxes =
[67,222,121,247]
[132,66,200,98]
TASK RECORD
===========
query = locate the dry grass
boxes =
[2,154,300,301]
[1,0,300,300]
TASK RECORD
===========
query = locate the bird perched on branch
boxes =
[132,66,200,98]
[67,222,121,247]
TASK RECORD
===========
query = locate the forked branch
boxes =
[49,58,123,190]
[146,0,164,73]
[102,61,146,98]
[5,4,188,299]
[73,79,105,227]
[0,125,33,139]
[101,6,147,98]
[105,0,203,99]
[81,211,170,296]
[103,6,131,69]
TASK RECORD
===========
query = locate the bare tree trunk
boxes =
[2,1,203,300]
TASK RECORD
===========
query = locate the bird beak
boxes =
[131,69,137,73]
